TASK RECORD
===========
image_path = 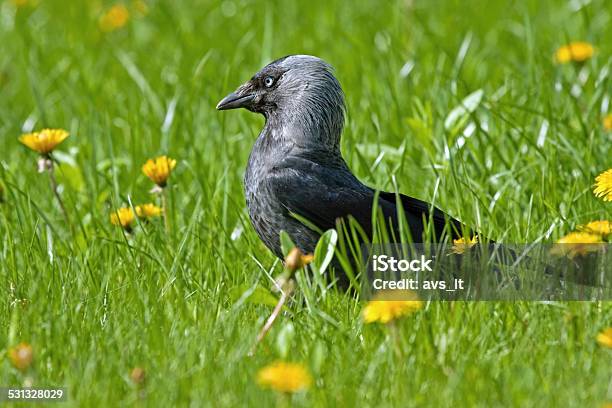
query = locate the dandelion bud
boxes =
[284,247,314,272]
[130,367,146,385]
[8,342,33,372]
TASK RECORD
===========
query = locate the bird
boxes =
[217,55,469,280]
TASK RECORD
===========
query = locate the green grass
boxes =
[1,0,612,406]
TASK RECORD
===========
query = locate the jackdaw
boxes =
[217,55,467,271]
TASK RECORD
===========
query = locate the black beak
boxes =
[216,89,255,110]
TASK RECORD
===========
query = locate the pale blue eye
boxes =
[264,76,274,87]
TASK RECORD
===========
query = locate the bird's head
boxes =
[217,55,345,150]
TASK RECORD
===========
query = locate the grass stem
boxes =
[161,188,170,233]
[250,281,294,356]
[46,159,73,235]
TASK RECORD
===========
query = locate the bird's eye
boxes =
[263,76,275,88]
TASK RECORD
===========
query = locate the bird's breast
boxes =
[244,150,287,258]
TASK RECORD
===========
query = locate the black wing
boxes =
[267,157,381,232]
[268,156,463,241]
[377,191,464,240]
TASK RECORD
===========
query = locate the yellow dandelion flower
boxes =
[554,42,595,64]
[19,128,69,155]
[594,169,612,202]
[362,290,423,324]
[551,231,603,258]
[135,203,161,218]
[256,361,312,393]
[110,207,135,230]
[596,328,612,348]
[451,235,478,254]
[604,114,612,131]
[8,342,33,371]
[284,247,314,272]
[556,232,603,245]
[99,4,130,32]
[142,156,176,187]
[579,220,612,237]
